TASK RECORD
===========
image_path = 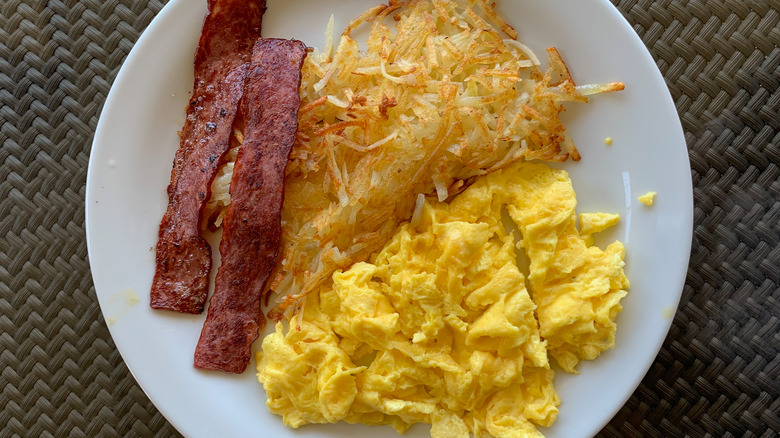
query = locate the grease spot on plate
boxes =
[107,288,140,324]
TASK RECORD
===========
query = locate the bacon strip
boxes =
[150,0,265,314]
[194,39,307,373]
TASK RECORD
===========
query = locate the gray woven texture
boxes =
[0,0,778,437]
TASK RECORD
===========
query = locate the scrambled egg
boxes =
[502,166,629,373]
[257,162,629,437]
[638,191,657,206]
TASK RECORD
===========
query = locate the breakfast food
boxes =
[150,0,266,314]
[151,0,631,432]
[257,161,629,436]
[194,39,307,373]
[505,170,629,373]
[222,0,623,317]
[638,191,657,206]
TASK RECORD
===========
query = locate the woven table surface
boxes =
[1,0,779,436]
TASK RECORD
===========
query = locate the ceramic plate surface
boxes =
[86,0,692,436]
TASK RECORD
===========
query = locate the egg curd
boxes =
[257,162,629,437]
[638,191,657,206]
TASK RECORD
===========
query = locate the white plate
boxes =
[86,0,692,437]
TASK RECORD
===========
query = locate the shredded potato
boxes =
[204,0,624,317]
[203,129,243,230]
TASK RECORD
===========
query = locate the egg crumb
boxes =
[257,161,629,437]
[604,137,613,145]
[638,191,657,206]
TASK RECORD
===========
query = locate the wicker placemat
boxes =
[1,0,778,437]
